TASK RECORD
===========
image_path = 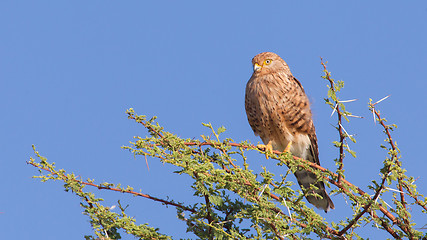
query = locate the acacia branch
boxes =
[143,142,333,238]
[372,104,406,206]
[127,113,410,238]
[402,182,427,212]
[317,61,403,238]
[371,103,414,238]
[26,161,197,214]
[191,149,338,239]
[127,116,340,238]
[321,58,346,184]
[336,106,400,237]
[186,140,405,238]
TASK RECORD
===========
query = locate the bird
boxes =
[244,52,334,212]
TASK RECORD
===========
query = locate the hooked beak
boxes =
[253,63,262,72]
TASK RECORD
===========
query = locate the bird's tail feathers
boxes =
[294,170,335,212]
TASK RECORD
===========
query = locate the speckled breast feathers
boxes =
[244,52,334,212]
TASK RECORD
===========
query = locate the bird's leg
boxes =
[257,140,273,159]
[284,141,293,153]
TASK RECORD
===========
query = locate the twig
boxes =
[321,59,346,184]
[371,103,408,213]
[27,161,196,213]
[402,182,427,211]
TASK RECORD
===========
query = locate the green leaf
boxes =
[217,126,226,135]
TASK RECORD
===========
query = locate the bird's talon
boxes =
[257,141,273,159]
[283,141,293,153]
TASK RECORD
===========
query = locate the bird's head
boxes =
[251,52,291,76]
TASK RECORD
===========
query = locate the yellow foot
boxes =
[284,141,293,153]
[257,141,273,159]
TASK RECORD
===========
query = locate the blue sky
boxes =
[1,1,427,239]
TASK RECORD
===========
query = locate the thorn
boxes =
[341,192,349,205]
[339,123,351,139]
[330,103,338,117]
[385,187,404,194]
[345,139,351,152]
[374,189,382,203]
[378,196,393,209]
[258,184,267,197]
[145,154,150,171]
[373,95,391,106]
[371,108,377,124]
[283,199,293,221]
[347,114,364,119]
[339,99,358,103]
[331,99,358,117]
[411,177,419,184]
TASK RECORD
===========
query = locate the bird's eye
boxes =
[264,59,272,65]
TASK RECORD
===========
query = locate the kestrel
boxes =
[245,52,334,212]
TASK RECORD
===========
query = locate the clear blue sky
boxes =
[1,1,427,239]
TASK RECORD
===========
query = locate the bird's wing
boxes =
[280,75,335,212]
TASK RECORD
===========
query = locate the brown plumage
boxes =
[245,52,334,212]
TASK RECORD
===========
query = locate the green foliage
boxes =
[28,62,427,240]
[29,146,172,240]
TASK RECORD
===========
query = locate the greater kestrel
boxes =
[245,52,334,212]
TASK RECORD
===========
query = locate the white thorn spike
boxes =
[374,95,391,105]
[339,99,358,103]
[258,184,267,197]
[283,199,292,221]
[331,103,338,117]
[372,109,376,124]
[385,187,404,194]
[339,123,351,139]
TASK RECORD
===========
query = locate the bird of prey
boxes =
[244,52,334,212]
